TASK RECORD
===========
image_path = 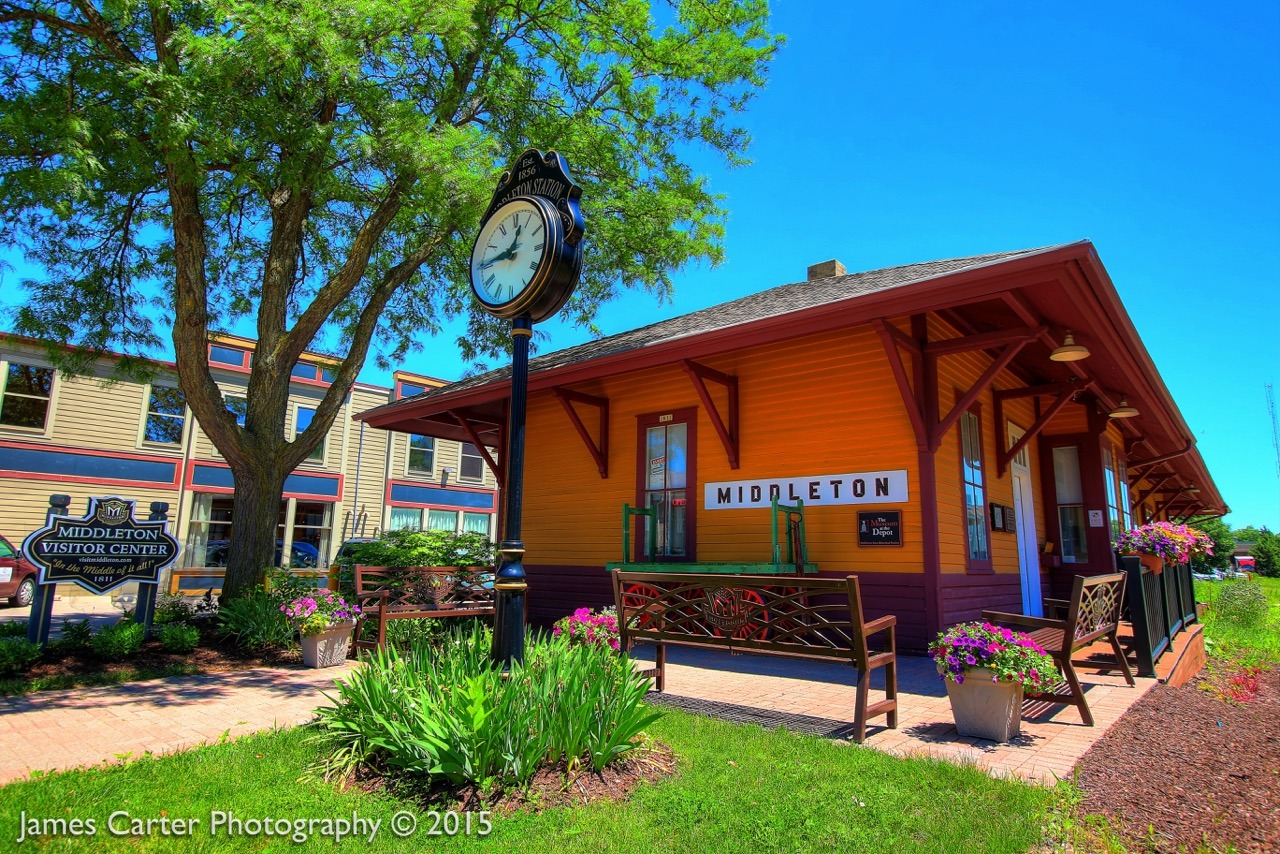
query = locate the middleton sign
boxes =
[22,497,180,594]
[705,470,909,510]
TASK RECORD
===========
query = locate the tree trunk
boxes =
[221,458,288,601]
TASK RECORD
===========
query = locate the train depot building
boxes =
[359,241,1224,650]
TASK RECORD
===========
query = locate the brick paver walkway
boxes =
[632,645,1156,784]
[0,648,1152,788]
[0,664,354,785]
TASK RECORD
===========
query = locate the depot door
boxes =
[1008,423,1043,616]
[636,408,697,561]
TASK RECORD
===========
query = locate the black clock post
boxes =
[470,149,585,668]
[492,315,532,667]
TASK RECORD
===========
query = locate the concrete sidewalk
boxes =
[0,664,354,785]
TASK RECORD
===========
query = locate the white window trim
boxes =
[293,401,326,466]
[138,382,188,449]
[0,356,58,438]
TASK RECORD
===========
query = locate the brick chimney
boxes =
[807,259,846,280]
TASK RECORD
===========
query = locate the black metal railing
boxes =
[1120,555,1198,677]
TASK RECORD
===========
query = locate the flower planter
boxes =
[1125,552,1165,575]
[944,668,1024,742]
[301,620,355,668]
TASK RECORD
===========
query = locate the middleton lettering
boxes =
[22,497,180,595]
[706,470,908,510]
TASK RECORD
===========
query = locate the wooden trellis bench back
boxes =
[610,569,898,743]
[982,572,1135,726]
[352,565,496,652]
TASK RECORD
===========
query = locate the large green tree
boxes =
[0,0,779,598]
[1185,516,1233,572]
[1251,528,1280,577]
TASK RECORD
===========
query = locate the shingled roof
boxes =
[375,243,1072,409]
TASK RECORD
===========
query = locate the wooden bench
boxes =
[611,569,898,743]
[982,572,1135,726]
[352,565,496,652]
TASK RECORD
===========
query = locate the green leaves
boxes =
[311,622,663,787]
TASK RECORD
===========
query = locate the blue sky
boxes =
[3,3,1277,527]
[510,0,1278,530]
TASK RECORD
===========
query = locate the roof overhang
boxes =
[359,242,1224,513]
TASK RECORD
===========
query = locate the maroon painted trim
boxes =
[873,319,927,445]
[914,314,943,641]
[932,341,1027,450]
[995,385,1076,476]
[681,360,739,469]
[1037,430,1111,574]
[954,392,994,574]
[634,407,698,563]
[553,388,609,478]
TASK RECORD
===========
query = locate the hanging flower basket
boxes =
[1116,522,1214,569]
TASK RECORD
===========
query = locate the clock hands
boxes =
[481,217,526,269]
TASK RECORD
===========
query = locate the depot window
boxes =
[460,442,485,482]
[0,361,54,430]
[1053,446,1089,563]
[960,408,990,567]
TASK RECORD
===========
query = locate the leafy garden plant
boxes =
[553,607,621,651]
[217,590,295,651]
[160,622,202,654]
[931,622,1059,688]
[313,622,661,787]
[281,588,360,637]
[1213,579,1270,628]
[0,636,41,675]
[91,621,145,660]
[153,594,196,626]
[0,621,29,639]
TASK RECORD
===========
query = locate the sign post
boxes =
[22,496,181,647]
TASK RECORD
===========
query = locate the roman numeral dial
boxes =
[469,197,556,310]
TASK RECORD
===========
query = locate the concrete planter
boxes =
[945,668,1024,742]
[301,621,355,668]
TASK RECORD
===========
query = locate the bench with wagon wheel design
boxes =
[611,569,899,743]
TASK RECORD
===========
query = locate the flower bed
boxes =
[313,623,660,787]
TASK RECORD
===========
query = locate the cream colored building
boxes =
[0,333,499,594]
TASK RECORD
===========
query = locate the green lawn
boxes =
[0,709,1058,853]
[1194,575,1280,666]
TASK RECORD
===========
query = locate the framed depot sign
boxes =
[858,511,903,547]
[22,497,180,594]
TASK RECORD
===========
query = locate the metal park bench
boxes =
[352,565,496,652]
[982,572,1135,726]
[611,569,899,743]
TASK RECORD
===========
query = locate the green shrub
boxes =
[91,621,145,660]
[59,619,93,648]
[0,636,41,675]
[265,567,326,609]
[153,594,195,626]
[217,590,295,651]
[1215,579,1270,627]
[382,616,454,650]
[160,622,201,654]
[314,623,661,787]
[0,621,28,639]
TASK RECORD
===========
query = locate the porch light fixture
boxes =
[1109,396,1140,419]
[1049,331,1090,362]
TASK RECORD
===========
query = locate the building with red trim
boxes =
[358,242,1225,649]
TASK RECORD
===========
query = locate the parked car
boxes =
[200,540,322,568]
[0,533,40,608]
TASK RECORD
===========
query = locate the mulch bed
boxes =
[1075,666,1280,852]
[4,619,301,693]
[353,744,679,816]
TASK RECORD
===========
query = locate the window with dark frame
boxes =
[0,363,54,429]
[459,442,485,481]
[1052,445,1089,563]
[408,434,434,474]
[144,385,186,444]
[959,408,990,566]
[1102,445,1123,543]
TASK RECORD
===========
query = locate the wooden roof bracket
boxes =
[1133,474,1175,509]
[930,340,1028,451]
[447,409,505,488]
[993,382,1079,475]
[1152,487,1190,520]
[681,359,739,469]
[1128,441,1194,474]
[923,325,1046,357]
[873,319,928,448]
[553,387,609,478]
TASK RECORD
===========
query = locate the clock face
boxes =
[470,198,553,309]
